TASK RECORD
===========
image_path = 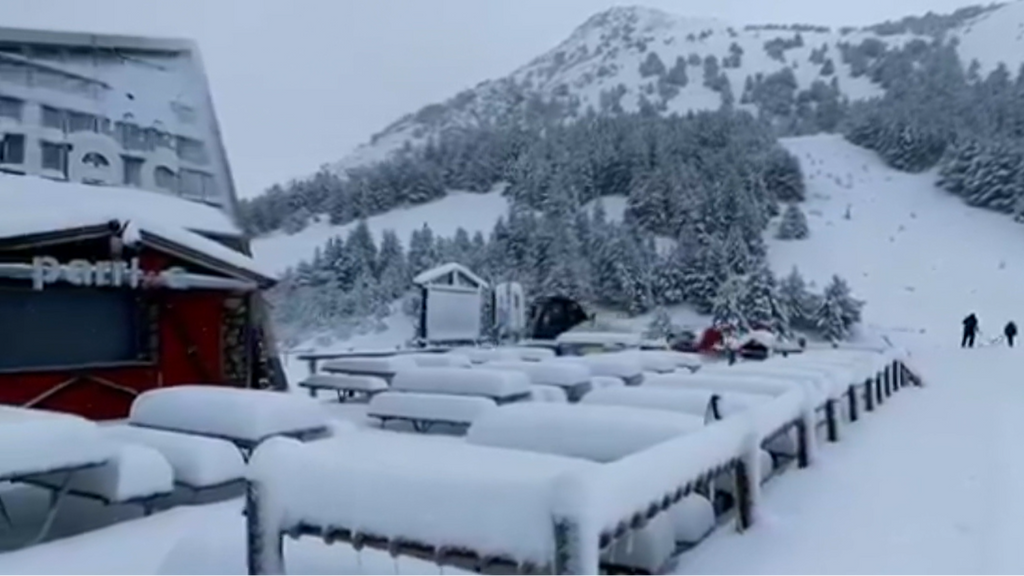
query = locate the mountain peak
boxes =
[571,4,727,40]
[577,5,675,30]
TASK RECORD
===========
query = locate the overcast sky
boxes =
[1,0,988,197]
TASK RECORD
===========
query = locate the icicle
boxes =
[625,528,635,555]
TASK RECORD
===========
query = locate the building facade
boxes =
[0,27,284,420]
[0,27,239,218]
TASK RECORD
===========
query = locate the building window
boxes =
[123,156,144,187]
[41,106,65,130]
[40,141,68,174]
[0,134,25,165]
[0,95,22,121]
[68,111,98,133]
[176,136,208,164]
[180,169,217,201]
[0,60,29,85]
[82,151,110,168]
[34,69,68,91]
[117,121,149,151]
[0,285,149,371]
[154,166,178,192]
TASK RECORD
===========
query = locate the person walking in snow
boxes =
[1005,321,1017,348]
[962,313,979,348]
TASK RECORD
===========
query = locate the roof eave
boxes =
[140,229,275,289]
[0,26,196,54]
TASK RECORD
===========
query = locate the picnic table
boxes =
[0,407,118,549]
[127,386,332,460]
[297,347,451,376]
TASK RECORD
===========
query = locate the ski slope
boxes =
[769,134,1024,348]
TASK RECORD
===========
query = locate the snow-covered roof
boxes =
[738,330,777,348]
[0,173,237,237]
[0,173,274,281]
[413,262,488,288]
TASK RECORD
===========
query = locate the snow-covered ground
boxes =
[7,135,1024,573]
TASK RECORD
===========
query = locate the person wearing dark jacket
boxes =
[1005,321,1017,347]
[962,313,979,348]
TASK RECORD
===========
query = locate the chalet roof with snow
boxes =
[0,173,275,286]
[412,262,488,289]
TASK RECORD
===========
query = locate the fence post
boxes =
[734,460,754,532]
[877,369,885,405]
[847,385,859,422]
[825,399,839,442]
[552,517,585,575]
[895,361,904,390]
[795,419,810,468]
[883,367,892,397]
[245,479,284,576]
[864,378,875,412]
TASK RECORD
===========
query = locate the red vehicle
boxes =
[697,326,725,354]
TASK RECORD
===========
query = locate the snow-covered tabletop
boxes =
[0,406,117,482]
[248,434,599,568]
[128,386,331,451]
[467,403,704,463]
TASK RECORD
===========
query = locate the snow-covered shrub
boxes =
[645,307,674,339]
[776,203,810,240]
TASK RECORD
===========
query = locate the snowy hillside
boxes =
[245,2,1024,277]
[252,188,509,275]
[275,133,1018,357]
[954,1,1024,75]
[769,134,1024,345]
[335,3,1018,176]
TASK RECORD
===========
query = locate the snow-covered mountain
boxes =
[251,2,1024,275]
[334,2,1023,175]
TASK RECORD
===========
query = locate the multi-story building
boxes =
[0,27,285,420]
[0,26,239,218]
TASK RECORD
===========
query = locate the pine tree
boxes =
[724,226,752,275]
[776,203,810,240]
[639,51,667,78]
[778,267,813,331]
[711,275,749,330]
[376,229,409,300]
[451,227,474,265]
[814,291,849,342]
[684,234,728,314]
[822,274,864,330]
[345,219,378,279]
[764,148,806,202]
[408,224,440,276]
[743,265,790,335]
[665,56,689,87]
[653,242,688,306]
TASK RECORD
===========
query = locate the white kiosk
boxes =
[413,263,489,345]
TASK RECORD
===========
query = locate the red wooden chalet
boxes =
[0,175,278,420]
